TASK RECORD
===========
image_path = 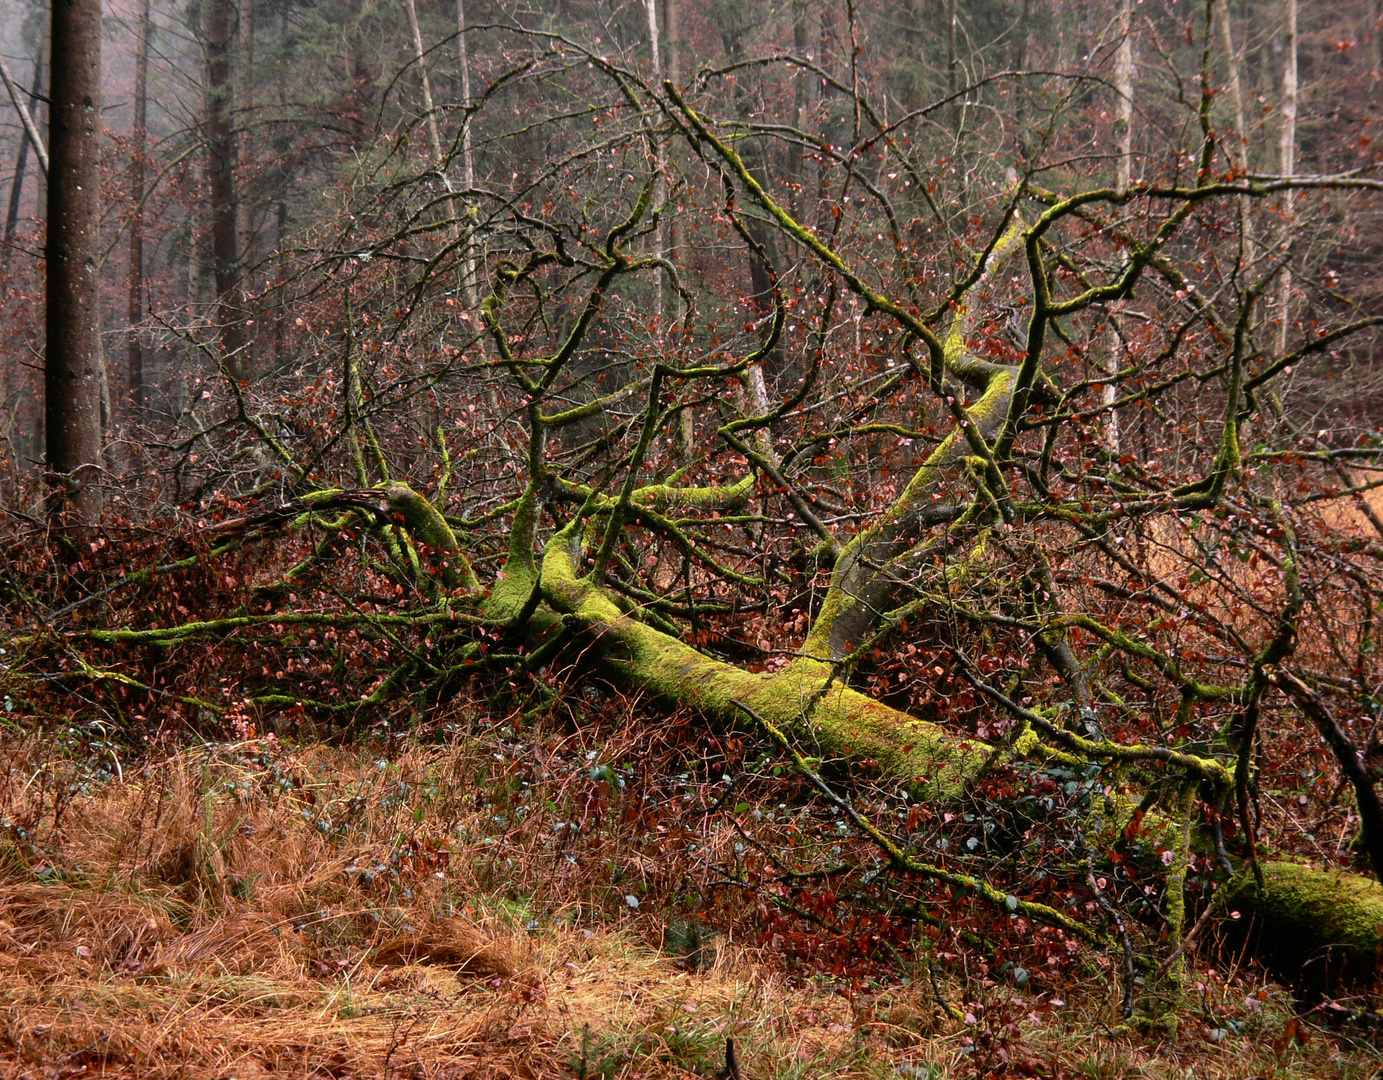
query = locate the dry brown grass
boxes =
[0,728,923,1079]
[1,721,1379,1079]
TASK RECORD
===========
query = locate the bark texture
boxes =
[46,0,105,521]
[127,0,151,412]
[207,0,246,372]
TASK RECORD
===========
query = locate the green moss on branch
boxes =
[1221,861,1383,991]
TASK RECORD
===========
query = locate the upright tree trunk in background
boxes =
[1013,0,1031,159]
[946,0,960,135]
[1114,0,1133,193]
[236,0,255,293]
[787,0,809,211]
[661,0,690,459]
[207,0,245,375]
[345,0,372,148]
[34,45,47,220]
[1103,0,1134,454]
[5,40,44,252]
[404,0,444,163]
[644,0,663,327]
[404,0,459,291]
[1217,0,1257,290]
[1374,0,1383,94]
[1276,0,1298,359]
[1218,1,1249,178]
[46,0,104,521]
[661,0,680,271]
[456,0,476,308]
[127,0,151,413]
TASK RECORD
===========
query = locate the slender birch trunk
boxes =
[1217,0,1255,282]
[644,0,664,328]
[1276,0,1298,359]
[207,0,245,374]
[404,0,444,162]
[457,0,476,308]
[404,0,459,284]
[4,40,44,251]
[236,0,255,293]
[663,0,680,274]
[788,0,809,212]
[945,0,960,136]
[1103,0,1134,455]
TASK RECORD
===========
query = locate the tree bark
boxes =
[787,0,810,212]
[946,0,960,136]
[1101,0,1134,455]
[235,0,255,296]
[127,0,151,413]
[456,0,477,309]
[1275,0,1298,359]
[1216,0,1257,292]
[46,0,105,521]
[404,0,444,164]
[206,0,246,375]
[644,0,664,327]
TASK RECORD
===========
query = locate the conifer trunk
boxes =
[46,0,105,521]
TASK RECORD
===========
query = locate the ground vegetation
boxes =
[2,0,1383,1074]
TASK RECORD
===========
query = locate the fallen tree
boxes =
[10,16,1383,1011]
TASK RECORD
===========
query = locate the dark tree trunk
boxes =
[46,0,104,521]
[127,0,150,413]
[235,0,255,288]
[206,0,245,375]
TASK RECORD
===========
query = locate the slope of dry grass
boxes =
[1,717,1379,1079]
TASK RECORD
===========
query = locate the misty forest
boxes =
[2,0,1383,1075]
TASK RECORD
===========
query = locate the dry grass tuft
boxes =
[372,916,517,977]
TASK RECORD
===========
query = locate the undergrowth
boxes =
[1,695,1380,1079]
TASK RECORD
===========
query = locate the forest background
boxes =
[2,0,1383,1076]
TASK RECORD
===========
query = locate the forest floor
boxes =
[1,714,1380,1080]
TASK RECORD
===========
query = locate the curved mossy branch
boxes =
[252,659,418,716]
[665,83,949,388]
[717,426,837,553]
[942,218,1028,375]
[68,609,467,648]
[482,490,544,629]
[62,656,228,714]
[381,483,479,592]
[737,699,1110,946]
[538,514,987,800]
[802,370,1016,664]
[955,655,1232,786]
[590,366,668,579]
[533,509,1383,976]
[626,471,756,509]
[548,474,765,588]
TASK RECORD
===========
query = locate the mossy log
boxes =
[529,523,1383,984]
[538,516,988,799]
[1221,861,1383,992]
[398,482,1383,986]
